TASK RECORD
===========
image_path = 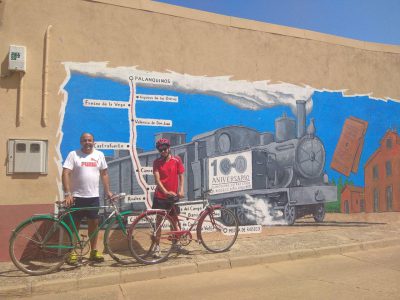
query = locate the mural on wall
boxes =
[59,62,400,227]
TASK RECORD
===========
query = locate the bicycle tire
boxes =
[9,217,73,275]
[104,212,137,265]
[128,211,177,265]
[198,206,239,253]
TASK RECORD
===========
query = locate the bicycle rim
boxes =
[128,211,176,264]
[104,215,136,265]
[9,218,73,275]
[199,207,239,253]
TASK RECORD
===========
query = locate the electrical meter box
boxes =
[7,139,48,174]
[8,45,26,72]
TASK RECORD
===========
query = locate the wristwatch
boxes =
[64,192,71,197]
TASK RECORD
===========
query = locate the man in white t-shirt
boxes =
[62,132,113,264]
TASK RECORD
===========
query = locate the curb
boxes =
[1,237,400,298]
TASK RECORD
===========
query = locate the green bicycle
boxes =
[9,193,137,275]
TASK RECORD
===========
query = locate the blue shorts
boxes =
[72,197,100,222]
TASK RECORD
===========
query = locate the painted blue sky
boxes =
[154,0,400,46]
[62,73,400,187]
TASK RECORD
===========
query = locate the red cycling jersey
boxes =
[153,155,185,200]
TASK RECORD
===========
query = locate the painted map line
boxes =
[94,142,130,150]
[128,74,174,208]
[133,118,172,127]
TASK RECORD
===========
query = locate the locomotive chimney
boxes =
[296,100,306,138]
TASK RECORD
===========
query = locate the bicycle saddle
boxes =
[166,196,180,204]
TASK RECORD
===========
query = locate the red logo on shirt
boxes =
[81,161,97,167]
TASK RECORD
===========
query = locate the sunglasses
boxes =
[158,147,169,152]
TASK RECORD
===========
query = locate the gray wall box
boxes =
[7,140,48,174]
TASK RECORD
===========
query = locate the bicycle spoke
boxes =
[128,211,176,264]
[104,214,137,265]
[198,207,239,252]
[10,218,72,275]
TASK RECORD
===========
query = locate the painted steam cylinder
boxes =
[275,113,296,142]
[260,132,274,145]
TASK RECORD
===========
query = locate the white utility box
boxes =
[7,139,48,174]
[8,45,26,72]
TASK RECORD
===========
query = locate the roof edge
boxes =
[85,0,400,54]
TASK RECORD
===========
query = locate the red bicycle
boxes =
[127,190,239,264]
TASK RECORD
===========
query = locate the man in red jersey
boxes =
[152,137,185,213]
[152,137,186,256]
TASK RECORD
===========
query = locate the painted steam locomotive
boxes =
[107,100,337,225]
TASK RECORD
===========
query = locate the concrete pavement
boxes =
[1,212,399,298]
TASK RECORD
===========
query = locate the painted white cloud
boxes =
[62,61,396,115]
[63,62,314,114]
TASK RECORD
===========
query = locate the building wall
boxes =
[364,132,400,212]
[341,186,364,214]
[1,0,400,261]
[1,0,400,206]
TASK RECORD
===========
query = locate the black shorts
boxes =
[152,197,180,216]
[71,197,100,222]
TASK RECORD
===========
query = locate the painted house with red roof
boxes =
[341,185,364,213]
[364,130,400,212]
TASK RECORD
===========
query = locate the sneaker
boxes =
[153,245,161,258]
[172,245,190,255]
[89,250,104,262]
[66,252,78,265]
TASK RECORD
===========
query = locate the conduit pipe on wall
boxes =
[41,25,52,127]
[16,72,24,127]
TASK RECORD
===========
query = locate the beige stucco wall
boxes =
[0,0,399,205]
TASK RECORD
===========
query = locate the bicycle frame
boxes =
[141,203,223,243]
[15,200,132,253]
[59,204,133,251]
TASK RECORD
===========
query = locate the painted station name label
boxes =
[125,194,147,203]
[83,99,129,108]
[136,94,178,103]
[132,75,172,86]
[133,118,172,127]
[238,225,262,234]
[135,167,153,175]
[94,142,130,150]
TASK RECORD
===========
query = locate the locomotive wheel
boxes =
[284,204,296,225]
[313,204,325,223]
[235,207,249,226]
[222,199,236,226]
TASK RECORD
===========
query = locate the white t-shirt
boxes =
[63,149,108,198]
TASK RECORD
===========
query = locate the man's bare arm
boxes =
[100,168,113,198]
[62,168,74,206]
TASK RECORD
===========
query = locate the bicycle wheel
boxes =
[104,212,137,265]
[9,217,73,275]
[128,211,177,264]
[198,206,239,253]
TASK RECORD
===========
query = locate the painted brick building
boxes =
[341,185,364,213]
[364,130,400,212]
